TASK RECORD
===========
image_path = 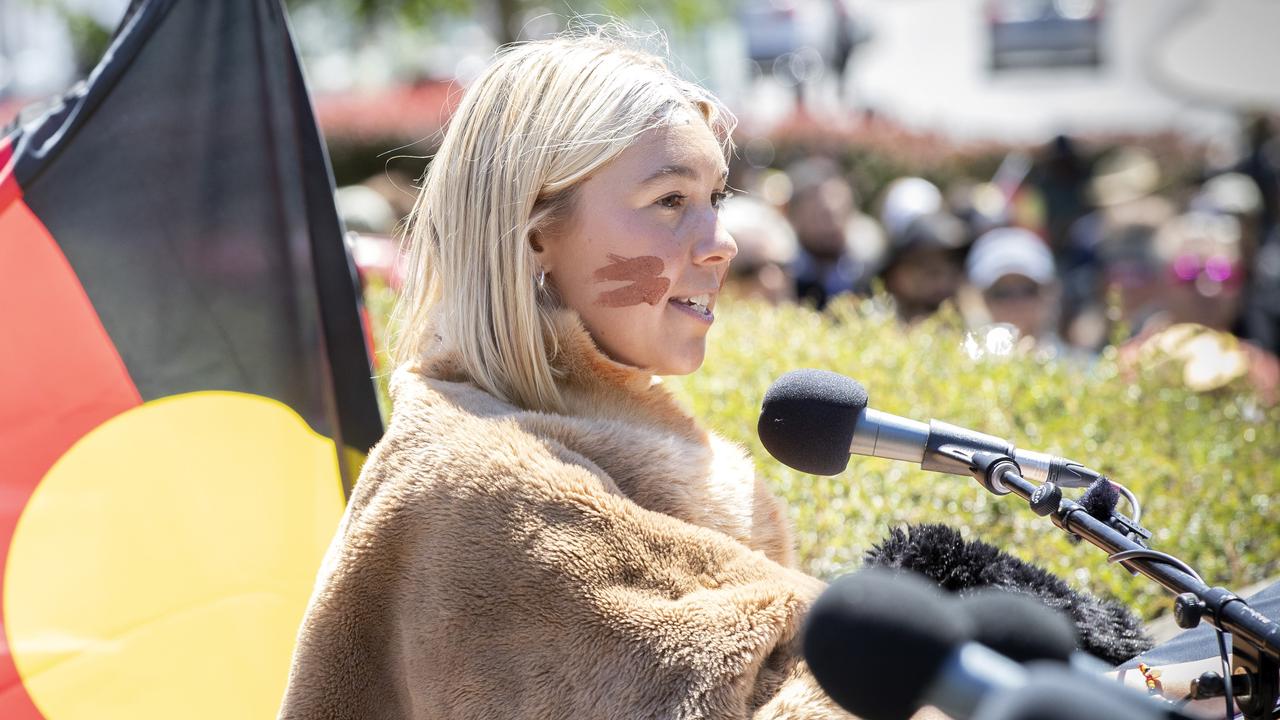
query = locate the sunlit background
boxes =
[6,1,1276,137]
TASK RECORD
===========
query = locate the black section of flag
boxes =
[15,0,384,478]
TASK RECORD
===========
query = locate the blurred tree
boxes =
[35,0,725,78]
[26,0,119,76]
[285,0,723,46]
[61,10,114,75]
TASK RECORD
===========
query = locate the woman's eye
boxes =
[658,194,687,209]
[711,190,733,209]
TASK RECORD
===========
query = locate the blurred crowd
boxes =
[336,114,1280,396]
[720,116,1280,384]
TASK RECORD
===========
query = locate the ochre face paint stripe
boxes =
[592,253,670,307]
[0,190,142,720]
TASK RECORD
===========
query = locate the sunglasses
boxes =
[984,282,1042,302]
[1169,254,1242,288]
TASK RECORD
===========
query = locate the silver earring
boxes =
[537,268,547,289]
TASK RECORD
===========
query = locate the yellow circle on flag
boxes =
[4,391,346,719]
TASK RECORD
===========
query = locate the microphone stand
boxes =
[943,446,1280,720]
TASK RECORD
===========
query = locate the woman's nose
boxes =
[693,219,738,266]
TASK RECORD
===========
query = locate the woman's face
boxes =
[983,274,1053,340]
[539,118,736,375]
[884,246,963,321]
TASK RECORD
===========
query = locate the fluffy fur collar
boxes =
[408,310,794,564]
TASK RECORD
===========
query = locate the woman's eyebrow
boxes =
[639,164,730,186]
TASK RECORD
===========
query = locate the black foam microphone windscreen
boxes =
[803,568,969,720]
[759,369,868,475]
[955,589,1078,664]
[865,524,1153,664]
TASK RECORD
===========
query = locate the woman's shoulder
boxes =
[388,361,517,421]
[353,365,536,489]
[377,361,680,490]
[340,364,605,539]
[378,362,550,470]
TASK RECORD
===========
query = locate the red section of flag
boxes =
[0,137,19,212]
[0,136,142,716]
[359,304,378,371]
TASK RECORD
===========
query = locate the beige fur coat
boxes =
[278,311,852,719]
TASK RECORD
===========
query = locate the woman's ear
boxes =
[529,187,575,272]
[530,231,553,279]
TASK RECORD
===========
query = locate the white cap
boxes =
[966,227,1055,290]
[879,177,943,240]
[335,185,398,235]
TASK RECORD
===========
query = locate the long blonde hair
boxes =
[391,28,736,412]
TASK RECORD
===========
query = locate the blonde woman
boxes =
[279,31,850,719]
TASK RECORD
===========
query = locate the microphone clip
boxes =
[941,445,1021,496]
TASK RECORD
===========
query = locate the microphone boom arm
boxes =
[954,447,1280,720]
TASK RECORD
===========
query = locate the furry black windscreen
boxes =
[864,523,1153,665]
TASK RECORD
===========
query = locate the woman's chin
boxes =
[653,343,707,376]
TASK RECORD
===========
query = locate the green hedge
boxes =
[365,286,1280,621]
[668,296,1279,621]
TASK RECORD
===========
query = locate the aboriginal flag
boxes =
[0,1,383,718]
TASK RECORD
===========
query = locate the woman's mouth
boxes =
[668,294,714,321]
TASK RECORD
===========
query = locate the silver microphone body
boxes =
[848,407,1102,489]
